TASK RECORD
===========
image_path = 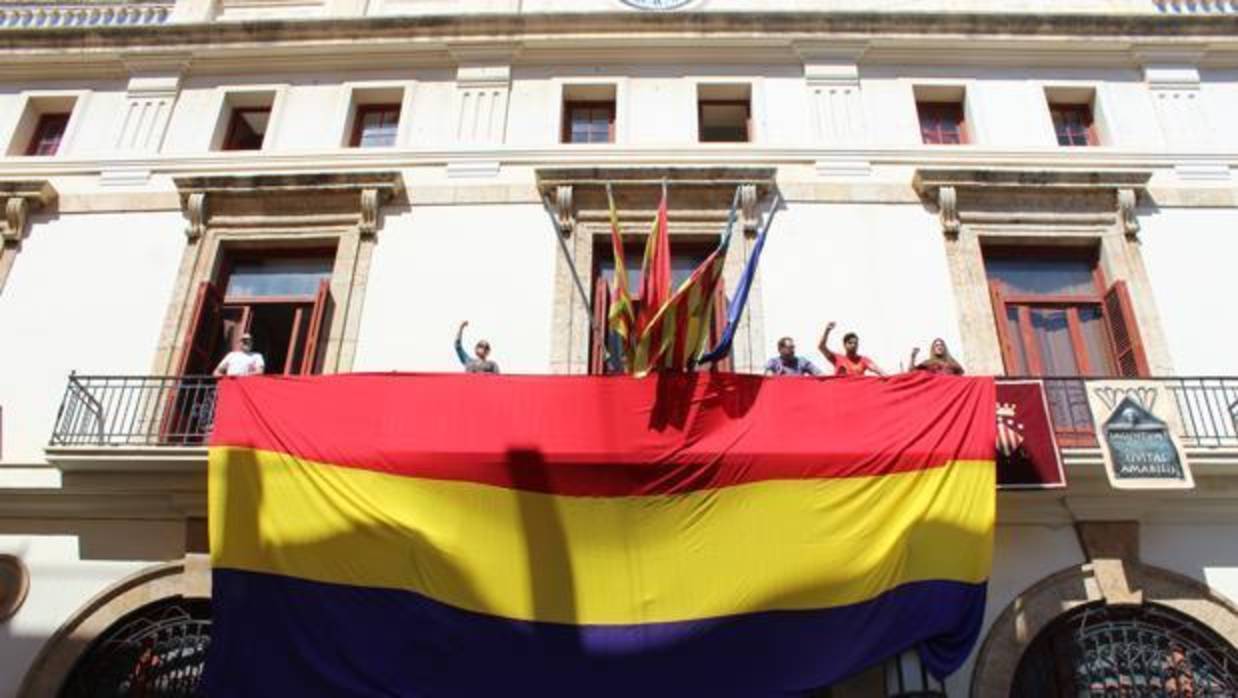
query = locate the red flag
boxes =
[636,187,671,337]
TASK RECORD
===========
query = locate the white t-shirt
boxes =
[216,350,265,377]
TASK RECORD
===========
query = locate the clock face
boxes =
[619,0,693,9]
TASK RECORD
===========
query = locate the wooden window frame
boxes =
[24,112,70,156]
[1049,103,1098,147]
[697,99,752,143]
[985,247,1149,379]
[349,103,402,148]
[561,100,616,144]
[222,107,272,151]
[916,101,968,145]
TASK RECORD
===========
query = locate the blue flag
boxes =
[699,193,781,364]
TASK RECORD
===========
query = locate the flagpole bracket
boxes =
[740,183,759,237]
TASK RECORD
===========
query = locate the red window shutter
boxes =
[589,275,611,375]
[988,280,1016,375]
[300,279,334,375]
[709,283,732,373]
[1103,280,1150,377]
[177,281,224,375]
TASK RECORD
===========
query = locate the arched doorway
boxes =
[57,596,211,698]
[1011,602,1238,697]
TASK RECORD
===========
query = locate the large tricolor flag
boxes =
[205,372,996,696]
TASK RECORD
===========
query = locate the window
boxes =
[917,101,967,145]
[222,107,271,151]
[590,241,729,374]
[24,113,69,156]
[350,103,401,148]
[1011,603,1238,697]
[5,94,77,157]
[561,84,617,144]
[1049,103,1097,147]
[697,84,751,143]
[984,248,1149,378]
[563,102,615,144]
[178,250,336,377]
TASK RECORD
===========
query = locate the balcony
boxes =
[45,373,1238,470]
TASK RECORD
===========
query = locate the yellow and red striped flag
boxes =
[631,245,727,376]
[606,184,637,371]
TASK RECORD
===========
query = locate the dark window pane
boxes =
[564,102,614,143]
[1078,305,1115,375]
[1051,105,1095,147]
[225,258,333,298]
[917,102,965,145]
[1006,306,1029,375]
[26,113,70,156]
[699,102,749,142]
[985,257,1097,297]
[1030,308,1080,376]
[223,108,270,151]
[356,106,400,148]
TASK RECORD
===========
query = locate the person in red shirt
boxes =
[818,321,886,377]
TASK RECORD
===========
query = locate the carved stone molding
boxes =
[184,192,206,241]
[1117,188,1140,237]
[0,180,57,243]
[938,185,960,237]
[912,168,1152,236]
[739,183,759,237]
[173,171,405,239]
[359,187,380,238]
[552,185,574,237]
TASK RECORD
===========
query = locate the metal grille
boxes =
[58,597,211,698]
[1012,603,1238,697]
[50,374,217,447]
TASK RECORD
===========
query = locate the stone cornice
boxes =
[1,12,1238,77]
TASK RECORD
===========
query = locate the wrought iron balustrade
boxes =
[47,373,1238,450]
[1031,377,1238,449]
[50,374,217,447]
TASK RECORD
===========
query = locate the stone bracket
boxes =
[1118,188,1140,238]
[552,185,574,238]
[0,180,57,244]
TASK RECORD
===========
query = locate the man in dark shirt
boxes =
[455,321,499,373]
[764,337,824,376]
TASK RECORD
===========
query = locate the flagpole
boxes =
[541,195,596,332]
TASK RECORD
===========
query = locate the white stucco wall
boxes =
[946,523,1086,695]
[351,203,558,373]
[0,211,184,464]
[1142,524,1238,608]
[0,536,156,698]
[759,201,963,373]
[1138,206,1238,376]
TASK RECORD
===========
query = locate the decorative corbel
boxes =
[938,185,960,237]
[553,185,574,238]
[184,192,207,241]
[740,184,759,237]
[2,197,28,243]
[1117,188,1140,238]
[359,188,379,238]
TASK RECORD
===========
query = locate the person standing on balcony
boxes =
[818,321,885,377]
[213,333,266,377]
[909,338,965,375]
[455,321,499,374]
[764,337,824,376]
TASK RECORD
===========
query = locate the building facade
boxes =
[1,0,1237,695]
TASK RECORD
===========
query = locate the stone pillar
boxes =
[451,45,516,146]
[1137,47,1225,180]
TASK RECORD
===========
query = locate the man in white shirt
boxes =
[213,333,266,377]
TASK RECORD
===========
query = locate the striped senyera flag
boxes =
[630,243,727,375]
[605,185,637,371]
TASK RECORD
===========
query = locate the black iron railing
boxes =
[1036,377,1238,449]
[50,374,217,447]
[47,374,1238,450]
